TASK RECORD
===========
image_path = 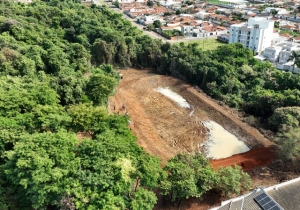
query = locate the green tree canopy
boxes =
[274,126,300,160]
[269,107,300,131]
[216,165,251,196]
[161,153,218,202]
[3,131,80,209]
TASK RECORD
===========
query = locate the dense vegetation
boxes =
[0,0,253,209]
[160,43,300,160]
[2,0,300,207]
[162,29,184,37]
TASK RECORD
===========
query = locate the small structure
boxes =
[217,33,230,43]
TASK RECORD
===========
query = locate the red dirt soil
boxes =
[109,69,275,168]
[211,146,276,171]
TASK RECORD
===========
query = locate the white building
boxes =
[158,0,178,6]
[264,7,287,15]
[229,17,274,53]
[195,11,210,20]
[277,44,298,64]
[263,46,282,62]
[181,25,194,36]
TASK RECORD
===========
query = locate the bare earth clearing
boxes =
[110,69,273,164]
[109,69,293,209]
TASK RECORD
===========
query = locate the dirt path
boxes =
[211,147,275,171]
[109,69,274,166]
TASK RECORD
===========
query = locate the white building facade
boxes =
[263,46,282,62]
[229,18,274,53]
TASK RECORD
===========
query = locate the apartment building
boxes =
[229,17,274,53]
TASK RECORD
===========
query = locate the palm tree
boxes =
[288,50,300,73]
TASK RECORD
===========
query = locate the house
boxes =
[263,46,282,62]
[217,33,230,43]
[229,17,274,53]
[195,11,210,20]
[277,44,298,64]
[223,20,243,27]
[212,176,300,209]
[158,0,180,6]
[285,14,300,23]
[271,18,290,26]
[271,34,289,45]
[181,25,194,36]
[194,25,228,37]
[264,7,287,14]
[209,14,231,25]
[273,43,300,73]
[137,15,164,25]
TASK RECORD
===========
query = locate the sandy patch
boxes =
[156,87,191,108]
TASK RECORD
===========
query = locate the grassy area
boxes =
[179,38,227,51]
[279,29,300,37]
[206,0,229,4]
[206,0,222,4]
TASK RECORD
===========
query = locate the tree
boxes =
[147,24,154,31]
[26,104,71,132]
[216,165,251,196]
[67,103,108,133]
[51,69,87,105]
[274,126,300,160]
[86,73,117,105]
[161,153,218,202]
[68,132,163,210]
[112,0,120,8]
[287,50,300,73]
[164,12,172,16]
[269,107,300,131]
[153,20,162,29]
[147,0,154,7]
[130,188,157,210]
[3,131,80,209]
[271,9,278,17]
[176,9,181,15]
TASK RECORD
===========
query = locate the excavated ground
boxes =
[109,69,274,165]
[108,69,292,209]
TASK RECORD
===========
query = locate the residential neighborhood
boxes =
[106,0,300,73]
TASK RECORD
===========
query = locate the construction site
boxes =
[109,69,295,209]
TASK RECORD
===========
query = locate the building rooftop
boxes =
[213,177,300,210]
[267,178,300,209]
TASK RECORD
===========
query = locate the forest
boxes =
[0,0,299,209]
